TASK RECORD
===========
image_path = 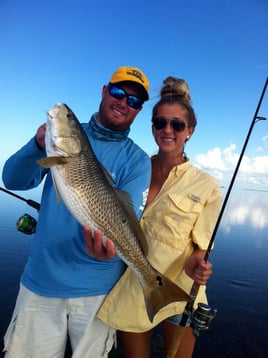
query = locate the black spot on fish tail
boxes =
[142,273,192,323]
[156,275,163,286]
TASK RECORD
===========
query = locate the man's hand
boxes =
[84,226,116,260]
[35,123,46,150]
[184,250,212,285]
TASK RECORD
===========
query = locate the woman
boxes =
[91,76,222,357]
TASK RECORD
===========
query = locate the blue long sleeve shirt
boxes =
[2,114,151,297]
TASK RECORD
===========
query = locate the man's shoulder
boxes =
[124,137,149,157]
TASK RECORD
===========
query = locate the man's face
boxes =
[97,83,143,131]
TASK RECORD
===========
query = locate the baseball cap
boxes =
[109,66,149,101]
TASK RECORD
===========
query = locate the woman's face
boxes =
[152,103,194,154]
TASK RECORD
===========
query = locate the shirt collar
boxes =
[151,155,190,177]
[89,113,130,141]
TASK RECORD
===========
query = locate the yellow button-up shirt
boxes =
[98,160,222,332]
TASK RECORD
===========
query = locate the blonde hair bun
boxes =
[160,76,192,104]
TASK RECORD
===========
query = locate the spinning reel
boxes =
[190,302,217,337]
[0,187,40,235]
[16,213,37,235]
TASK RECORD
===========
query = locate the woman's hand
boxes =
[184,250,212,285]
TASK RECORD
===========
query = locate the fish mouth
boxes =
[52,143,62,153]
[47,104,61,121]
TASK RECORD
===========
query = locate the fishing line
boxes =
[167,76,268,358]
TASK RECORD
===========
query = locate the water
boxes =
[0,188,268,357]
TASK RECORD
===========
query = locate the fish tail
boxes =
[142,273,192,323]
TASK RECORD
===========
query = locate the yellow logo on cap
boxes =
[126,69,145,84]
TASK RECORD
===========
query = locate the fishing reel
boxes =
[16,213,37,235]
[190,302,217,337]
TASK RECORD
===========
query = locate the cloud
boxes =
[194,144,268,186]
[220,190,268,232]
[195,147,228,171]
[255,146,264,153]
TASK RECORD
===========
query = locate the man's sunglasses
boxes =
[108,84,143,110]
[152,117,187,132]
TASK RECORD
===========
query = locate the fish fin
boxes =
[37,157,71,202]
[142,272,192,323]
[37,156,70,168]
[51,174,62,203]
[114,188,134,209]
[114,188,149,256]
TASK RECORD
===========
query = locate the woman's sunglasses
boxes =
[152,117,187,132]
[108,84,143,110]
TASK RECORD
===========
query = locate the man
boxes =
[2,66,151,357]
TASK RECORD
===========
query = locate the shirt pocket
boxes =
[170,193,204,214]
[147,193,204,251]
[168,192,204,228]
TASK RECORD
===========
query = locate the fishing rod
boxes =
[0,187,40,211]
[167,76,268,358]
[0,186,40,234]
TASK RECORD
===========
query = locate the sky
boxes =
[1,0,268,202]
